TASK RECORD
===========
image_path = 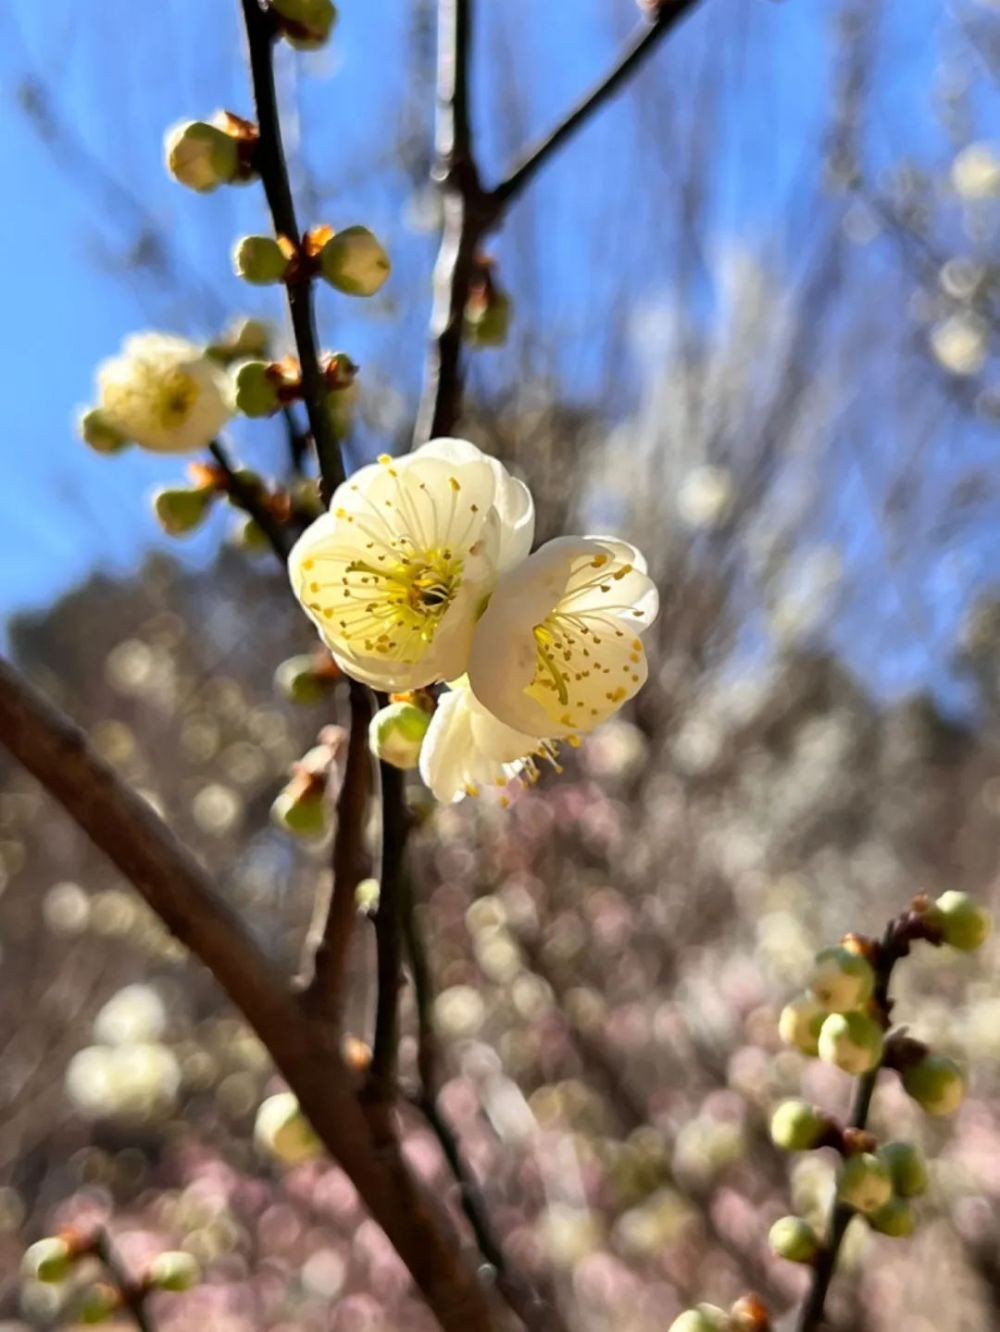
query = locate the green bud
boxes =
[319,226,391,296]
[464,288,512,348]
[868,1197,916,1238]
[369,701,431,770]
[234,361,282,418]
[778,992,826,1056]
[147,1251,200,1292]
[233,235,291,285]
[254,1091,324,1164]
[809,945,875,1013]
[769,1100,828,1152]
[23,1237,73,1284]
[837,1153,893,1215]
[232,515,270,553]
[877,1140,928,1198]
[78,407,130,454]
[356,876,380,912]
[271,787,328,839]
[152,485,215,537]
[78,1283,118,1324]
[928,891,992,952]
[326,382,359,439]
[901,1052,966,1117]
[667,1307,730,1332]
[274,655,334,705]
[768,1215,820,1264]
[164,120,240,193]
[272,0,338,48]
[817,1010,885,1076]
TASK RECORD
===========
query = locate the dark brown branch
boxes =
[92,1231,154,1332]
[239,0,344,499]
[0,654,504,1332]
[207,439,291,561]
[412,0,490,446]
[493,0,704,209]
[301,679,374,1015]
[369,757,410,1098]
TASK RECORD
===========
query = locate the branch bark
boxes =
[300,679,374,1016]
[0,655,504,1332]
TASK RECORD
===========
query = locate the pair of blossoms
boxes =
[290,439,659,802]
[78,337,657,803]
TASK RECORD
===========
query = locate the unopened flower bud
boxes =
[868,1197,916,1238]
[164,120,241,192]
[233,235,291,285]
[818,1010,885,1076]
[23,1236,74,1283]
[902,1052,966,1117]
[234,361,282,417]
[152,484,215,537]
[837,1153,893,1215]
[768,1215,819,1265]
[147,1251,200,1292]
[769,1100,829,1152]
[271,786,328,838]
[927,891,992,952]
[78,407,130,454]
[254,1091,324,1164]
[79,1283,119,1324]
[464,286,512,348]
[272,0,338,48]
[729,1294,771,1332]
[779,992,826,1056]
[369,701,431,770]
[231,515,271,553]
[319,226,391,296]
[274,654,336,705]
[809,945,875,1013]
[877,1140,928,1198]
[668,1307,730,1332]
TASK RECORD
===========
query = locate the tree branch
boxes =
[0,654,504,1332]
[368,758,410,1100]
[412,0,490,446]
[300,679,374,1015]
[493,1,704,209]
[239,0,344,498]
[207,439,292,561]
[92,1230,154,1332]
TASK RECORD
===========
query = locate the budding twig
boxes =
[239,0,345,498]
[92,1230,154,1332]
[207,439,292,560]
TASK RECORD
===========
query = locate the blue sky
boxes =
[4,0,990,705]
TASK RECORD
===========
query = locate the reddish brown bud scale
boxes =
[730,1293,772,1331]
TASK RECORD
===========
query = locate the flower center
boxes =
[152,367,199,428]
[304,543,465,662]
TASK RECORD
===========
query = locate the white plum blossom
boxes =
[288,438,533,691]
[418,677,563,803]
[468,536,658,740]
[96,333,233,453]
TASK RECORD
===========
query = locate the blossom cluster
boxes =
[286,437,659,802]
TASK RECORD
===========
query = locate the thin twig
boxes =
[239,0,344,498]
[795,922,904,1332]
[301,679,374,1015]
[207,439,291,561]
[412,0,490,446]
[369,758,410,1099]
[92,1231,154,1332]
[492,1,705,209]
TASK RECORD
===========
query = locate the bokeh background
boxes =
[3,0,1000,1328]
